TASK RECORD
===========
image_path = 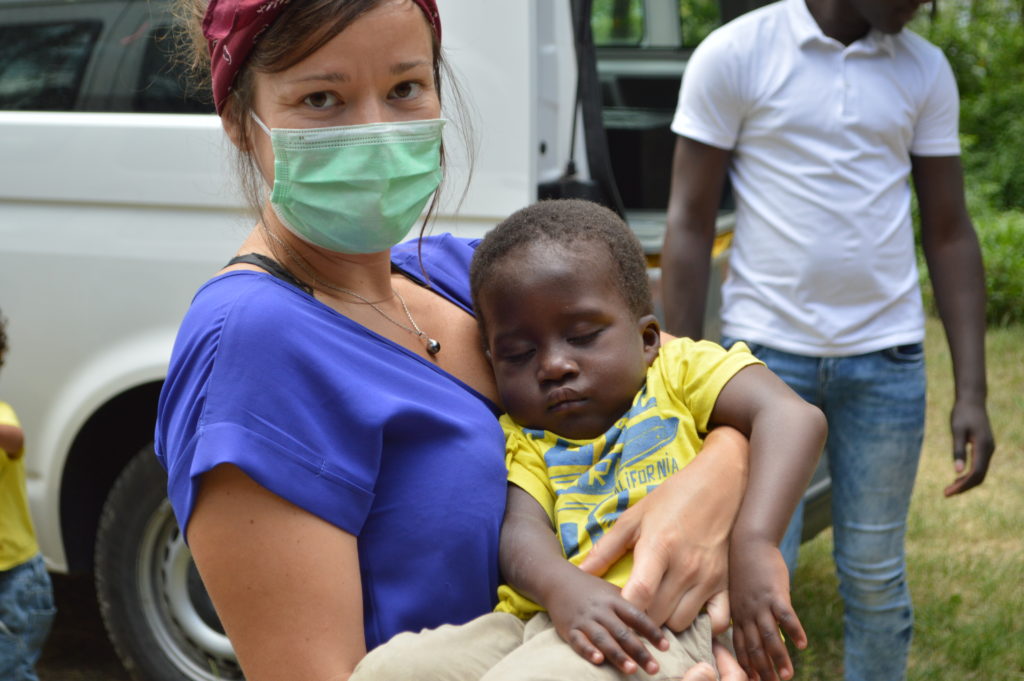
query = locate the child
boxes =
[0,310,56,681]
[353,199,826,681]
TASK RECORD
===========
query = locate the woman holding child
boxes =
[156,1,824,680]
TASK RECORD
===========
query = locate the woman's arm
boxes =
[188,464,367,681]
[577,425,750,630]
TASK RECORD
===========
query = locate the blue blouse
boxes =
[155,234,507,649]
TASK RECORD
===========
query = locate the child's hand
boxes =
[729,539,807,681]
[546,568,669,675]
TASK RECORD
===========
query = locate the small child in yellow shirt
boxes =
[0,310,55,681]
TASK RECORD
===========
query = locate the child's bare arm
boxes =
[709,364,827,681]
[0,423,24,459]
[499,484,667,675]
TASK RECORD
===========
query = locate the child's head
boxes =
[470,199,660,439]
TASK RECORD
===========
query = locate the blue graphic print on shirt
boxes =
[532,393,680,558]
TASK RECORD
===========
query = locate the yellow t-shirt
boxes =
[495,338,761,618]
[0,401,39,570]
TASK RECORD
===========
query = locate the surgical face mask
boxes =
[252,114,445,253]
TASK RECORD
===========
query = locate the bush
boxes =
[912,2,1024,326]
[919,205,1024,328]
[976,211,1024,326]
[913,1,1024,212]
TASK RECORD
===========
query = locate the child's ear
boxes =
[638,314,661,364]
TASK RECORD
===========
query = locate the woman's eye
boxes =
[390,81,423,100]
[303,91,339,109]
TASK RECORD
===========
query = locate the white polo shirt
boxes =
[671,0,961,356]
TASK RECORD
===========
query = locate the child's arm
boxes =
[0,423,24,460]
[499,484,668,675]
[709,364,827,681]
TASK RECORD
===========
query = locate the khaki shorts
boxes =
[352,610,716,681]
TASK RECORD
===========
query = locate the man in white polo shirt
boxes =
[661,0,996,680]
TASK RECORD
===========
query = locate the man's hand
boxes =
[547,569,668,675]
[944,398,995,496]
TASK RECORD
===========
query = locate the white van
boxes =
[0,1,826,679]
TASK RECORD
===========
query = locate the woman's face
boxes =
[246,0,440,179]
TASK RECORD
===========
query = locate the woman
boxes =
[157,1,749,679]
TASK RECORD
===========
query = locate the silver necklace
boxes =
[262,225,441,356]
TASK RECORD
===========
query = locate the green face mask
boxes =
[253,115,445,253]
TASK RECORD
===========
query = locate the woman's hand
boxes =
[679,638,748,681]
[577,427,749,630]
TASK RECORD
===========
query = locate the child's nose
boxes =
[536,347,578,383]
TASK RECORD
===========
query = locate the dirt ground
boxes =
[37,573,131,681]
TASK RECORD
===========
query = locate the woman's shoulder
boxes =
[391,233,480,310]
[182,270,311,343]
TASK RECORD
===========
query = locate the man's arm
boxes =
[662,136,732,339]
[912,154,995,496]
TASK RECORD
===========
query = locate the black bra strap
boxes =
[226,253,314,295]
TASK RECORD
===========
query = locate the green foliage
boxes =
[912,1,1024,212]
[591,0,719,47]
[976,209,1024,326]
[678,0,719,46]
[911,2,1024,327]
[592,0,644,45]
[918,189,1024,329]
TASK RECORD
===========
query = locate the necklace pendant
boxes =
[426,338,442,356]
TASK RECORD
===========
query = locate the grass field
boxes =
[789,316,1024,680]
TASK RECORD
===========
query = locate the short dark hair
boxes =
[470,199,652,336]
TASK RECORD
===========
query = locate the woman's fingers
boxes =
[704,590,732,635]
[577,510,639,580]
[679,662,718,681]
[712,638,749,681]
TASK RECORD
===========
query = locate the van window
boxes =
[592,0,718,47]
[592,0,644,45]
[130,26,213,114]
[0,21,102,110]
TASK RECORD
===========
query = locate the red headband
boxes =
[203,0,441,114]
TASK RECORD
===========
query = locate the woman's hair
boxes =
[470,199,653,337]
[173,0,473,235]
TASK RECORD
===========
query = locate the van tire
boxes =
[95,445,243,681]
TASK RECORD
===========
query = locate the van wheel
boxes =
[95,445,243,681]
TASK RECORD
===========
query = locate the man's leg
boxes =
[824,345,925,681]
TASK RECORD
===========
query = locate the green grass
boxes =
[789,316,1024,680]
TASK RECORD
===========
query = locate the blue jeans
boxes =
[724,338,925,681]
[0,554,56,681]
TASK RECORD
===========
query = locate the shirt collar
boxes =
[786,0,896,56]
